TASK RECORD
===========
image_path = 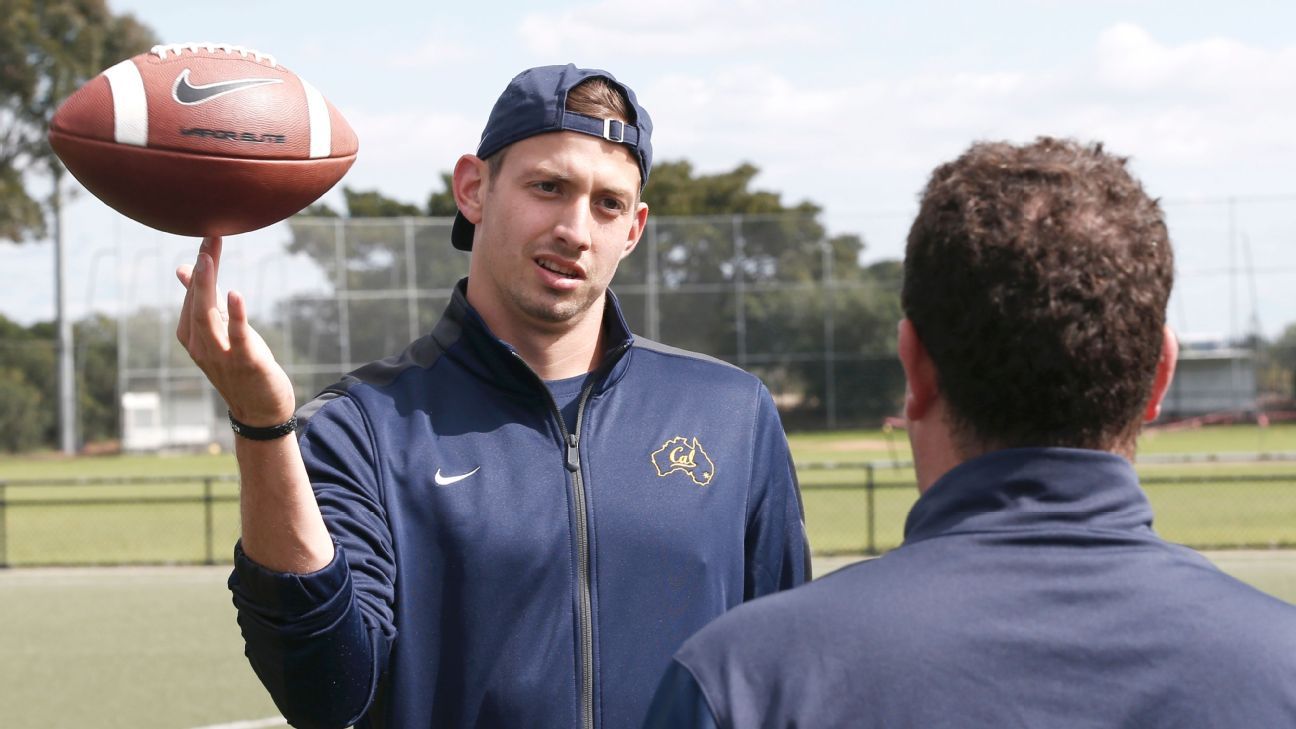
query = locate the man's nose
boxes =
[552,198,593,251]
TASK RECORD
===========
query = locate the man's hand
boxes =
[176,236,296,425]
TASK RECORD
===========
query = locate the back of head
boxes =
[564,76,634,125]
[902,137,1174,454]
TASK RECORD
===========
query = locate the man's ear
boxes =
[452,155,487,225]
[620,201,649,261]
[1144,325,1179,422]
[898,319,939,422]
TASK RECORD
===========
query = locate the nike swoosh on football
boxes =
[172,69,283,105]
[434,467,481,486]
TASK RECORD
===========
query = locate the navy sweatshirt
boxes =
[645,448,1296,729]
[228,280,811,729]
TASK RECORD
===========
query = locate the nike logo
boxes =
[172,69,282,105]
[434,467,481,486]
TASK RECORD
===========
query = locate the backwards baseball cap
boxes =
[451,63,654,251]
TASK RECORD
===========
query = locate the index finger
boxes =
[200,236,224,280]
[177,236,223,346]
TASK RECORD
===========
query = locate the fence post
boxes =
[732,214,747,367]
[646,219,660,341]
[866,464,876,556]
[335,218,352,371]
[821,240,836,429]
[203,478,214,566]
[0,483,7,568]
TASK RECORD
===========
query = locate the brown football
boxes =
[49,42,359,237]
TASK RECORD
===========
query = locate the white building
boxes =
[121,387,226,452]
[1161,336,1257,418]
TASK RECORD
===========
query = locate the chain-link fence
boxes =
[3,202,1294,562]
[109,200,1296,449]
[112,213,907,447]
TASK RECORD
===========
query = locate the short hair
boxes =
[902,137,1174,454]
[485,77,634,184]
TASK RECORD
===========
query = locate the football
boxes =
[49,42,358,237]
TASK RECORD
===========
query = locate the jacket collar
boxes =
[431,278,635,396]
[903,448,1155,545]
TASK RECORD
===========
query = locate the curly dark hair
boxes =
[902,137,1174,453]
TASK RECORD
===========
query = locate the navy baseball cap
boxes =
[451,64,654,251]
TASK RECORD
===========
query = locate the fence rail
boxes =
[1,469,1294,566]
[0,475,240,568]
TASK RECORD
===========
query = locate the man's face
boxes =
[464,131,647,337]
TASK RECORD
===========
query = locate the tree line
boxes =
[0,313,116,451]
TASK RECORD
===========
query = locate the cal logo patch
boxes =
[651,436,715,487]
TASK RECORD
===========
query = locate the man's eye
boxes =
[534,181,559,193]
[598,198,625,212]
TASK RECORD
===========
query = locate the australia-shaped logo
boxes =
[651,436,715,487]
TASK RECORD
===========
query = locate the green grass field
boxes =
[1,424,1294,563]
[789,424,1296,553]
[1,552,1293,729]
[0,566,280,729]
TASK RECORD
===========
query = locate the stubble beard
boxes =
[509,280,602,325]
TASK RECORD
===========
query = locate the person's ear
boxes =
[620,202,649,260]
[1144,325,1179,422]
[898,319,939,422]
[452,155,487,225]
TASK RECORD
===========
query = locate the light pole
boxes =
[52,174,76,454]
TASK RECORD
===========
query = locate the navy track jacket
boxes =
[644,448,1296,729]
[228,280,811,729]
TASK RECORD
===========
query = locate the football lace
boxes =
[150,42,277,67]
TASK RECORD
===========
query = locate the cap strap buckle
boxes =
[603,118,626,144]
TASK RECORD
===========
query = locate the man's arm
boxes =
[641,660,723,729]
[176,236,332,572]
[177,237,395,728]
[743,386,812,599]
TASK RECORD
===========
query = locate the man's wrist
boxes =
[228,410,298,440]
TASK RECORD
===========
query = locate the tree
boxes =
[282,185,468,398]
[0,313,56,449]
[1271,322,1296,399]
[425,172,457,217]
[0,367,48,452]
[0,0,157,241]
[0,312,122,451]
[2,0,157,451]
[74,313,119,443]
[624,160,905,426]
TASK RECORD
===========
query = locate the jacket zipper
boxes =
[512,345,627,729]
[568,384,596,729]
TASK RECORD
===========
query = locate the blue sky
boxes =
[5,0,1296,339]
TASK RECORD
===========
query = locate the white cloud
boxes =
[384,38,479,69]
[642,22,1296,209]
[646,64,1035,178]
[517,0,824,58]
[1095,22,1296,96]
[341,107,481,200]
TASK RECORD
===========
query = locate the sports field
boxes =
[0,425,1293,727]
[790,424,1296,553]
[2,552,1294,729]
[3,424,1295,563]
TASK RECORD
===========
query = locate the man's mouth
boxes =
[536,258,583,279]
